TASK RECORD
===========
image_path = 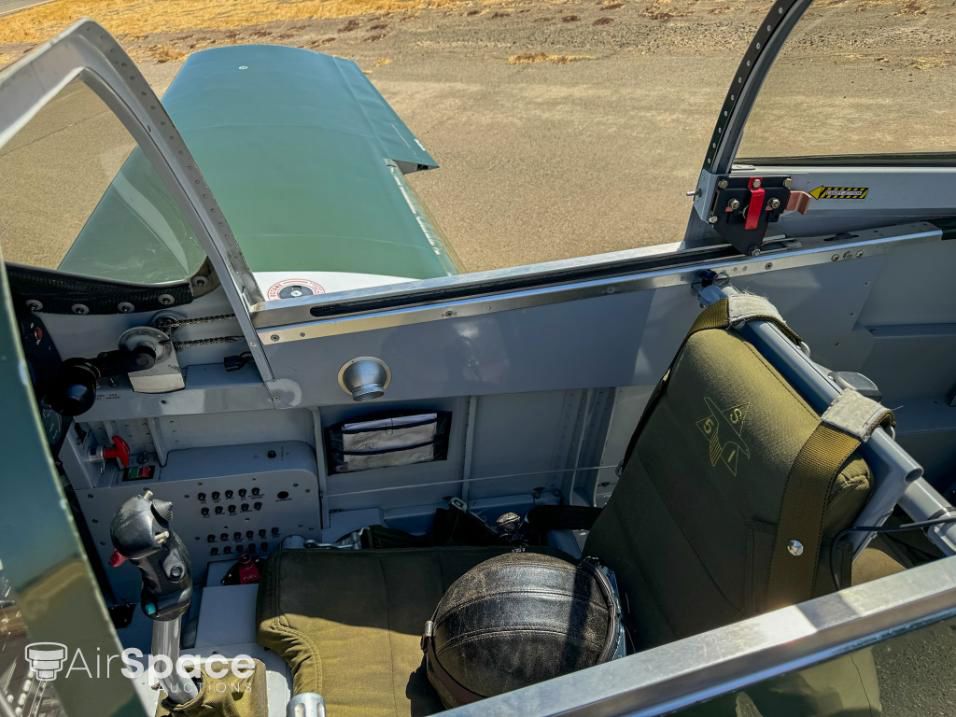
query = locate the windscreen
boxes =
[0,76,206,284]
[738,0,956,161]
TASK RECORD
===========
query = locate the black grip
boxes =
[110,491,192,621]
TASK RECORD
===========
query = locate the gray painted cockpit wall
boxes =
[61,229,956,536]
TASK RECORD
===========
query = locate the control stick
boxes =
[110,490,198,704]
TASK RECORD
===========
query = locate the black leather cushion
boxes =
[425,552,617,706]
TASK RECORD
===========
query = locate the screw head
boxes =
[783,177,793,189]
[728,198,741,211]
[717,179,729,190]
[831,254,840,262]
[117,301,135,313]
[708,215,719,225]
[71,303,90,315]
[768,198,781,210]
[25,299,43,312]
[270,334,280,342]
[158,294,175,306]
[787,539,804,557]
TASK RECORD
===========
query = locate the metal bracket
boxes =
[707,176,791,256]
[119,326,185,394]
[287,693,327,717]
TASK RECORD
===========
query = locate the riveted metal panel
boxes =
[76,441,320,604]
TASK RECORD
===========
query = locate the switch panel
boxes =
[78,441,320,604]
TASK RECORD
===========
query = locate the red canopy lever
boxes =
[744,177,765,231]
[102,436,130,469]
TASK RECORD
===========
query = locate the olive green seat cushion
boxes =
[155,660,268,717]
[585,328,873,648]
[256,546,521,717]
[681,542,910,717]
[256,544,902,717]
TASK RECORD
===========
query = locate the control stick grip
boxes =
[110,490,192,620]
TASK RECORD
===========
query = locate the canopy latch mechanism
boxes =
[707,176,792,256]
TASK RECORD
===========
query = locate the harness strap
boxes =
[822,389,896,440]
[688,294,803,345]
[766,390,894,608]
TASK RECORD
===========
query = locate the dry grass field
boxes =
[0,0,503,42]
[0,0,520,63]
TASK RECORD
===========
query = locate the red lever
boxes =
[109,549,127,568]
[237,555,261,584]
[744,177,766,231]
[102,436,130,468]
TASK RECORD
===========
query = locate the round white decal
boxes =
[266,278,326,301]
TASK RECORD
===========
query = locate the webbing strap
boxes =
[688,295,803,345]
[766,388,894,608]
[822,389,895,441]
[766,424,861,608]
[687,299,731,335]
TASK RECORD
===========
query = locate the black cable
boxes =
[829,516,956,590]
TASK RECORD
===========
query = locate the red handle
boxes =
[102,436,130,468]
[744,177,766,231]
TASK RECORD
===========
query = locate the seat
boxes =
[257,295,904,717]
[256,546,527,717]
[257,544,903,717]
[584,324,878,647]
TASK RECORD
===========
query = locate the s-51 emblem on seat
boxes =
[696,398,751,476]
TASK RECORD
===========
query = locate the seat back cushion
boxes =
[676,543,908,717]
[256,546,514,717]
[585,328,872,648]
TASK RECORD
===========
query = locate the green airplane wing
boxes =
[61,44,458,288]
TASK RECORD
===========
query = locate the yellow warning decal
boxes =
[809,186,869,200]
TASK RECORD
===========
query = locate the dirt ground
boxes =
[1,0,955,273]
